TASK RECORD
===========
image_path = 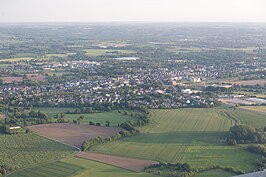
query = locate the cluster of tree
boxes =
[227,125,265,144]
[81,129,139,151]
[145,162,194,177]
[147,162,191,172]
[7,108,47,120]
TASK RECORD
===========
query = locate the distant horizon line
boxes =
[0,21,266,24]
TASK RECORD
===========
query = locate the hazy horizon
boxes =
[0,0,266,23]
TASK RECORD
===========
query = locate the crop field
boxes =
[61,157,159,177]
[239,106,266,114]
[28,123,123,147]
[75,152,158,172]
[8,161,83,177]
[64,111,137,126]
[0,133,75,170]
[90,108,265,172]
[83,49,135,56]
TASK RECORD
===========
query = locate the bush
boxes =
[228,139,237,145]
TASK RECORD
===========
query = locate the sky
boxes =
[0,0,266,23]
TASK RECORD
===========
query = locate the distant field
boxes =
[239,106,266,114]
[90,108,265,172]
[45,53,67,57]
[8,161,83,177]
[62,157,159,177]
[65,111,137,126]
[229,79,266,86]
[0,76,23,83]
[0,57,48,62]
[83,49,135,56]
[28,123,123,147]
[233,91,266,99]
[0,133,75,170]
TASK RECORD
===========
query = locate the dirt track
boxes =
[76,152,159,172]
[28,123,123,147]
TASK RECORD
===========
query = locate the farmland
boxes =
[28,123,123,147]
[75,152,158,172]
[90,108,266,173]
[62,157,159,177]
[0,133,75,171]
[8,161,83,177]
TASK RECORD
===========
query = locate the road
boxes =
[233,170,266,177]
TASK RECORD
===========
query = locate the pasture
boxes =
[64,111,137,126]
[90,108,266,172]
[32,107,137,126]
[8,161,83,177]
[28,123,123,147]
[0,133,75,170]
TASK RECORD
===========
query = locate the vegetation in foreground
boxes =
[8,161,83,177]
[0,133,75,176]
[61,157,158,177]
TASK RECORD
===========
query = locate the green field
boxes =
[83,49,135,56]
[10,157,158,177]
[90,108,266,172]
[8,161,83,177]
[32,107,77,117]
[64,111,138,126]
[194,169,235,177]
[0,133,75,170]
[32,107,137,126]
[62,157,158,177]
